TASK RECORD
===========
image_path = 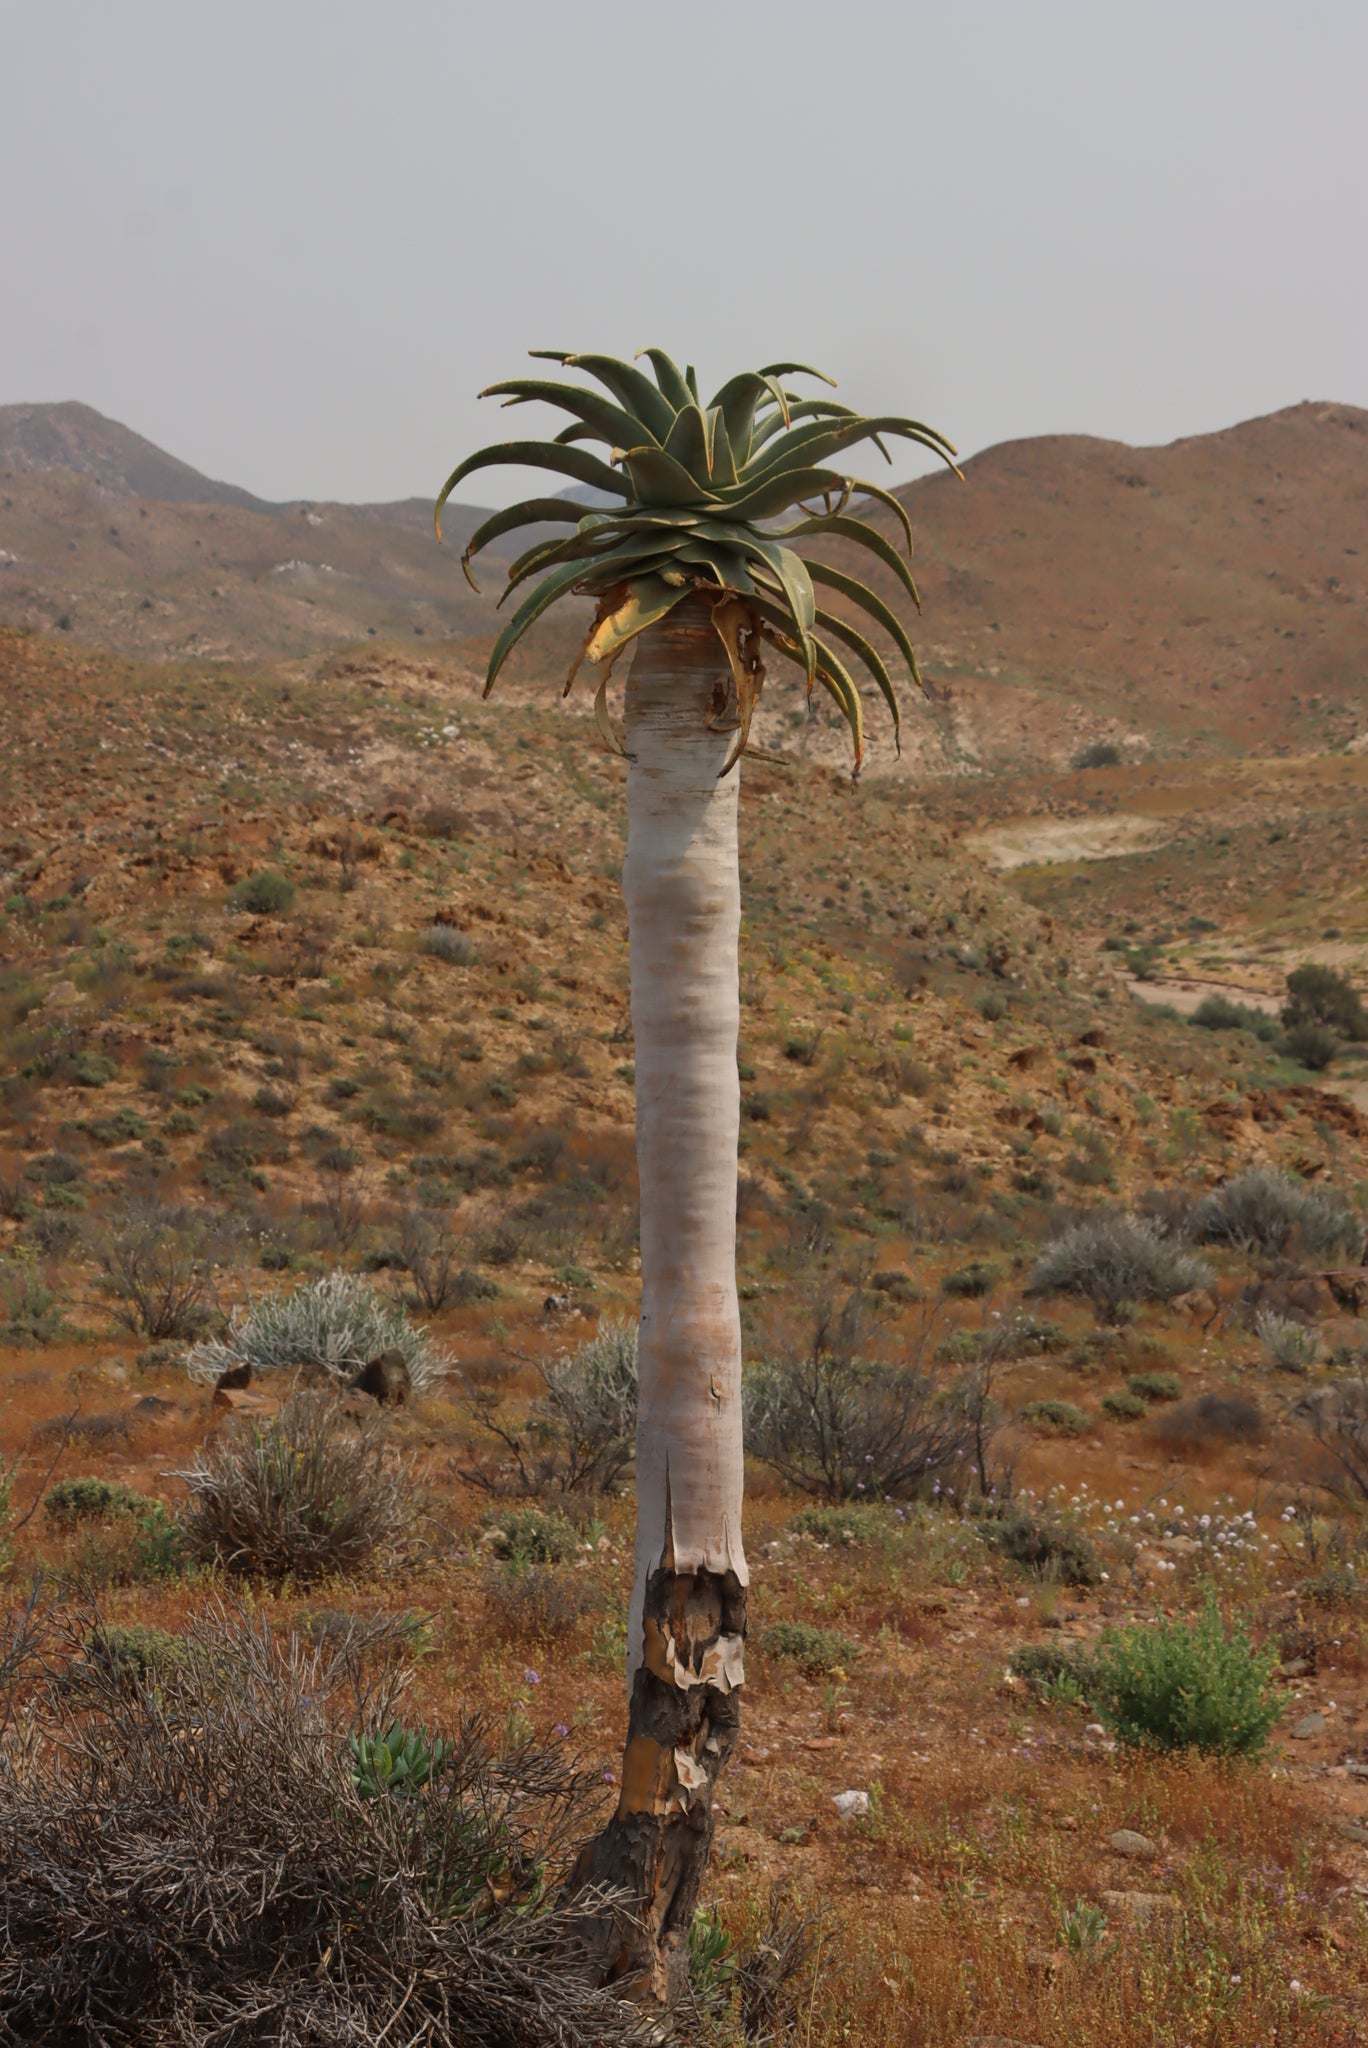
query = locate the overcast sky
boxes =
[4,0,1365,507]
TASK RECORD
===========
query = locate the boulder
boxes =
[214,1360,252,1392]
[1108,1828,1158,1860]
[1290,1712,1327,1740]
[211,1385,279,1420]
[1100,1890,1181,1939]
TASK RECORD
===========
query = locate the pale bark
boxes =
[570,593,748,2012]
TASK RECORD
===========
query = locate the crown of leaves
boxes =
[436,349,958,768]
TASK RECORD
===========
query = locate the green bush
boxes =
[1101,1390,1148,1422]
[941,1260,997,1298]
[1190,994,1279,1041]
[82,1622,188,1687]
[45,1478,151,1528]
[1283,963,1368,1041]
[1010,1640,1094,1697]
[482,1507,577,1565]
[788,1503,892,1547]
[1021,1398,1089,1437]
[1282,1020,1340,1071]
[1128,1371,1182,1403]
[230,871,296,916]
[759,1619,857,1675]
[1091,1594,1282,1756]
[981,1506,1102,1587]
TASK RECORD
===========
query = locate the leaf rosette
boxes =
[437,348,958,769]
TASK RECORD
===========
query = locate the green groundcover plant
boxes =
[1091,1592,1282,1757]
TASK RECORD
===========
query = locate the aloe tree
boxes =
[437,350,956,2010]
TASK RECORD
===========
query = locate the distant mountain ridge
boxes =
[0,401,274,512]
[2,397,1365,774]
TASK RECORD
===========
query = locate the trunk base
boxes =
[570,1566,746,2014]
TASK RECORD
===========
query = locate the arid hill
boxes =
[1,399,1365,774]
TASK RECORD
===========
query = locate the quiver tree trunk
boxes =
[571,593,748,2012]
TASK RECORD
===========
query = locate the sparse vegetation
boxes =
[1190,1166,1364,1263]
[1031,1212,1210,1321]
[175,1392,415,1582]
[1091,1594,1282,1756]
[186,1270,449,1391]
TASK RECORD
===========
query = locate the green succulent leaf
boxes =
[434,347,956,761]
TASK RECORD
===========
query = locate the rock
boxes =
[1335,1818,1368,1845]
[1290,1713,1327,1740]
[543,1292,572,1315]
[1279,1657,1311,1679]
[831,1790,869,1820]
[43,980,83,1008]
[1101,1890,1182,1938]
[1344,1760,1368,1781]
[349,1348,411,1406]
[1161,1534,1200,1556]
[95,1356,129,1385]
[1108,1828,1158,1860]
[130,1394,176,1422]
[137,1342,185,1372]
[214,1360,252,1392]
[211,1385,279,1419]
[1324,1269,1368,1315]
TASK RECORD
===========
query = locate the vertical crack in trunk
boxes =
[569,594,748,2019]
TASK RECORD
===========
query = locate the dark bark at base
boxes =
[569,1566,746,2015]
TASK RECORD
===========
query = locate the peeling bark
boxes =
[572,595,749,2015]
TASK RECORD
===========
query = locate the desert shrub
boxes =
[95,1203,221,1340]
[418,924,476,965]
[1073,739,1122,769]
[743,1294,993,1502]
[788,1503,893,1546]
[1021,1398,1089,1437]
[1009,1640,1094,1696]
[175,1392,415,1582]
[1301,1382,1368,1503]
[1151,1392,1264,1454]
[44,1478,151,1528]
[463,1321,638,1497]
[1128,1370,1183,1403]
[1101,1389,1148,1422]
[396,1204,489,1312]
[186,1271,449,1392]
[0,1608,641,2047]
[1283,962,1368,1040]
[758,1619,857,1675]
[1255,1309,1320,1373]
[229,869,296,915]
[481,1561,600,1643]
[77,1620,188,1689]
[0,1255,64,1345]
[1190,993,1279,1041]
[1190,1166,1364,1263]
[980,1505,1102,1586]
[1282,1019,1341,1071]
[481,1507,578,1564]
[1091,1593,1281,1756]
[941,1260,997,1298]
[1030,1212,1211,1322]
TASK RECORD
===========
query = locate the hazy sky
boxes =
[4,0,1365,507]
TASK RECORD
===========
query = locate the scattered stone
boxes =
[1108,1828,1158,1860]
[94,1356,129,1385]
[214,1360,252,1393]
[129,1394,176,1422]
[1279,1657,1311,1679]
[1335,1818,1368,1845]
[1324,1269,1368,1315]
[1101,1890,1182,1939]
[832,1790,869,1820]
[43,980,83,1008]
[349,1348,411,1405]
[1172,1289,1218,1323]
[1290,1713,1327,1740]
[1344,1760,1368,1781]
[211,1385,280,1419]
